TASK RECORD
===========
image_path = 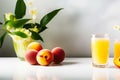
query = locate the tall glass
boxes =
[114,40,120,60]
[91,34,110,68]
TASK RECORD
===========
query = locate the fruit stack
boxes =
[25,42,65,66]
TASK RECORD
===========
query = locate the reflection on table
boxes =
[1,58,120,80]
[92,68,109,80]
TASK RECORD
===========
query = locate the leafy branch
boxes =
[0,0,63,48]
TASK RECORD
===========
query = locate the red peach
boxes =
[25,50,38,65]
[36,49,54,66]
[27,42,43,51]
[51,47,65,64]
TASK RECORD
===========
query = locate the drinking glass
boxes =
[91,34,110,68]
[114,39,120,60]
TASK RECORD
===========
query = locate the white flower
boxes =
[113,25,120,31]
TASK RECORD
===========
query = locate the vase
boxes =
[9,34,33,60]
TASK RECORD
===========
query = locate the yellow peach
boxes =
[114,57,120,68]
[27,42,43,51]
[36,49,53,66]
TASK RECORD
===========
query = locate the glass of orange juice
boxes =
[114,40,120,60]
[91,34,110,68]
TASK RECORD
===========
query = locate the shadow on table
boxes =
[51,62,78,66]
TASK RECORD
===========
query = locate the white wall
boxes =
[0,0,120,57]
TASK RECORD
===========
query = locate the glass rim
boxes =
[91,34,109,38]
[114,39,120,42]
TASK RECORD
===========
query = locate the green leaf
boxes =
[23,23,47,33]
[4,20,14,27]
[30,30,44,42]
[0,22,2,25]
[0,32,7,48]
[6,19,30,28]
[35,23,41,28]
[15,0,26,19]
[13,19,30,28]
[40,8,63,26]
[14,31,28,38]
[23,23,41,29]
[39,26,47,33]
[23,23,35,29]
[33,23,48,33]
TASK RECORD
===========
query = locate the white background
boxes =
[0,0,120,57]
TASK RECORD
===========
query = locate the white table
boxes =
[0,58,119,80]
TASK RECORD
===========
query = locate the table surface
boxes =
[0,57,119,80]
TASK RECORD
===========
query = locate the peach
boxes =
[114,57,120,68]
[51,47,65,64]
[36,49,53,66]
[25,50,38,65]
[27,42,43,51]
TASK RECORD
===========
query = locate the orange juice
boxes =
[91,34,109,67]
[114,40,120,59]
